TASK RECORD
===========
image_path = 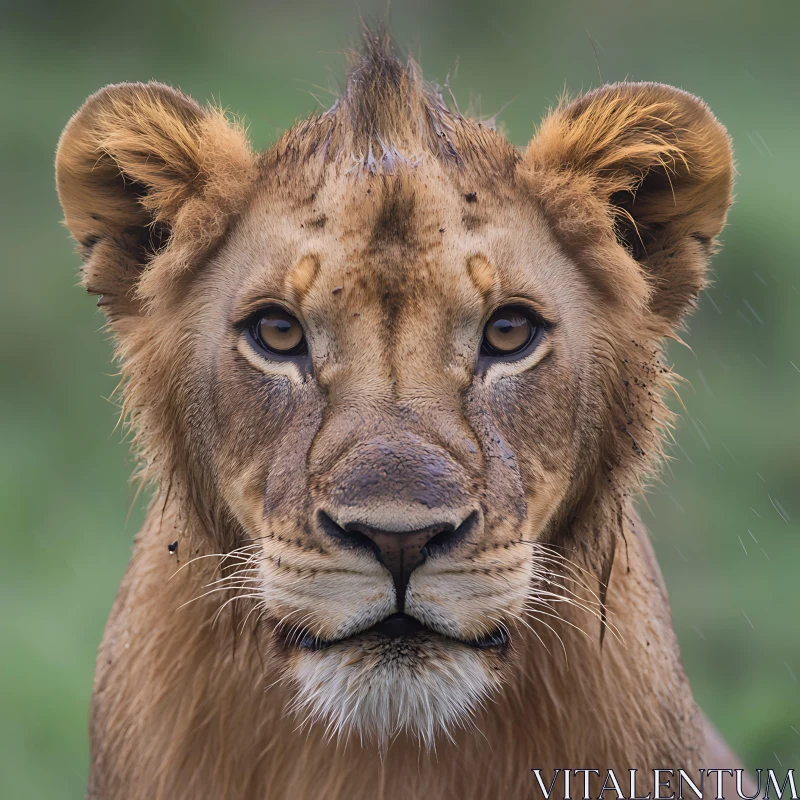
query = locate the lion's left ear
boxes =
[56,82,255,318]
[525,82,734,326]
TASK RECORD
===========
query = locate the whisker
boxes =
[168,546,261,580]
[212,593,264,627]
[522,601,596,642]
[237,596,269,636]
[176,583,263,612]
[523,591,625,646]
[531,568,605,608]
[499,608,553,657]
[200,570,262,590]
[524,609,570,667]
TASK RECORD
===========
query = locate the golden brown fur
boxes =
[55,31,744,800]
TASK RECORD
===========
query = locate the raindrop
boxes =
[769,495,790,523]
[737,535,748,556]
[690,417,711,451]
[697,369,713,395]
[722,443,738,464]
[668,494,685,514]
[742,299,764,324]
[675,441,695,466]
[755,132,773,156]
[745,131,765,156]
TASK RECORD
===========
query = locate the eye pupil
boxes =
[482,306,539,357]
[494,320,515,335]
[251,308,307,356]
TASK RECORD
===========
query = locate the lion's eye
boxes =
[481,306,539,357]
[250,308,307,356]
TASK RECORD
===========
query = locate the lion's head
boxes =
[56,34,732,748]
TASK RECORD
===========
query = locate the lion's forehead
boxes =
[223,164,575,346]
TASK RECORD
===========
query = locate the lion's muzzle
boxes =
[317,510,480,606]
[314,434,481,607]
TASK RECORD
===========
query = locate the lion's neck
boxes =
[89,499,704,800]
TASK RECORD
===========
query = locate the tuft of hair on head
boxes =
[274,24,517,177]
[341,26,437,153]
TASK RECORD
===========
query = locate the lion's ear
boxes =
[526,82,734,326]
[56,82,254,317]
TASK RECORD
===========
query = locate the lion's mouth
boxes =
[285,612,509,652]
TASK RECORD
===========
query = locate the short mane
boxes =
[271,28,518,175]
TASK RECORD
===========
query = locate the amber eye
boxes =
[481,306,539,357]
[250,307,307,356]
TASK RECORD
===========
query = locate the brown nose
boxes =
[318,512,477,608]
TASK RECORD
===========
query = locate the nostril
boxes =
[317,508,481,610]
[422,510,479,557]
[317,510,379,556]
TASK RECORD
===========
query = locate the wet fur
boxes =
[55,31,743,800]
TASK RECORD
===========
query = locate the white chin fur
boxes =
[286,635,499,749]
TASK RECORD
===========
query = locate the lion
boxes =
[56,30,747,800]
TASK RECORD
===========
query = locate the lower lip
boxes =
[292,614,509,652]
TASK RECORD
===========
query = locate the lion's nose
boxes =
[318,511,478,608]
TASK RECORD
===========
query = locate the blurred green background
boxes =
[1,0,798,796]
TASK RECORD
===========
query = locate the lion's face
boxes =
[56,44,732,747]
[182,161,599,743]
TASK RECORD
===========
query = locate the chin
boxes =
[279,615,510,748]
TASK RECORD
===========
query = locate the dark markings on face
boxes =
[369,180,416,250]
[307,214,327,230]
[366,180,421,356]
[461,213,484,231]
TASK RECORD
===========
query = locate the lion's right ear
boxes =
[56,82,254,317]
[524,83,733,328]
